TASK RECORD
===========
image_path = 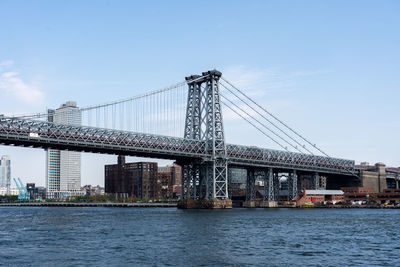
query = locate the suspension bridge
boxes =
[0,70,356,208]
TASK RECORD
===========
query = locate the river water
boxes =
[0,207,399,266]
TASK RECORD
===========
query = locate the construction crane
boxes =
[13,178,29,201]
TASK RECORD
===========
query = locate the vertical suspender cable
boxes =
[96,108,100,127]
[142,97,144,133]
[105,106,108,129]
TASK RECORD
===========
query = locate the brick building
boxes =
[105,156,182,200]
[294,189,344,206]
[355,162,400,193]
[342,187,400,204]
[105,156,158,199]
[157,164,182,199]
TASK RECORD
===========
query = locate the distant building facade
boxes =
[294,189,345,206]
[0,155,11,195]
[342,187,400,204]
[26,183,46,200]
[105,156,158,199]
[355,162,400,193]
[157,164,182,199]
[228,168,247,200]
[105,156,181,199]
[81,185,105,196]
[0,187,18,196]
[46,101,82,198]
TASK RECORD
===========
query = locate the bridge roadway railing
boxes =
[0,116,354,175]
[227,144,355,175]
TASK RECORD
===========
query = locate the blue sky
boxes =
[0,0,399,186]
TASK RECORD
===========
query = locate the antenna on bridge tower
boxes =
[181,70,229,205]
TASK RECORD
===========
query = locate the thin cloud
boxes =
[220,65,295,124]
[290,69,332,77]
[0,60,14,67]
[221,65,331,96]
[221,65,294,97]
[0,60,44,105]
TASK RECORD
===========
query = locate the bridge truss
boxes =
[0,69,356,204]
[0,116,354,173]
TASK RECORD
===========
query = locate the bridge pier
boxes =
[243,168,256,208]
[288,170,298,201]
[177,199,232,209]
[266,168,279,201]
[314,172,320,189]
[258,168,278,207]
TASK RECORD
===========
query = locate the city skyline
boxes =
[1,0,399,187]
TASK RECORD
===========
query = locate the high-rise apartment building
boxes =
[46,101,82,198]
[0,155,11,195]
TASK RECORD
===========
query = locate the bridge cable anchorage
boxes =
[220,101,290,152]
[220,94,304,153]
[221,77,359,178]
[220,81,315,155]
[221,77,329,157]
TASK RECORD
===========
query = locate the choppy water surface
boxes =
[0,207,399,266]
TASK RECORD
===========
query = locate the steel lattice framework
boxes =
[288,170,298,201]
[182,70,228,199]
[225,144,354,174]
[0,116,206,159]
[0,115,355,175]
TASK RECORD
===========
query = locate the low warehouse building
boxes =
[294,189,344,206]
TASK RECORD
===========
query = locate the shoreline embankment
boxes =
[0,202,177,208]
[1,202,400,209]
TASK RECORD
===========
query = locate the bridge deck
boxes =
[0,116,354,175]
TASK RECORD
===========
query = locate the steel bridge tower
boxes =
[178,70,231,208]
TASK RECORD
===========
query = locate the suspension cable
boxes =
[221,77,359,177]
[10,74,208,120]
[221,94,305,153]
[221,101,289,152]
[220,81,314,155]
[221,77,330,157]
